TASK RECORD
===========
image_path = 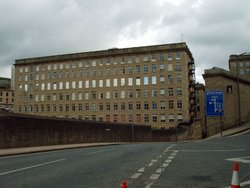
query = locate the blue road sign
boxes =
[206,91,224,116]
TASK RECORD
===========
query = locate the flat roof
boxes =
[15,42,193,65]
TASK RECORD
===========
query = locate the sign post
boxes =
[206,91,224,135]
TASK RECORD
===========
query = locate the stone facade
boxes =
[0,77,14,111]
[14,43,196,129]
[203,67,250,134]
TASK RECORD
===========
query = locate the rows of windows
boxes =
[18,75,183,92]
[18,62,183,82]
[18,87,183,102]
[18,100,183,111]
[18,52,182,74]
[18,104,183,123]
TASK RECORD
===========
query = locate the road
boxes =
[0,131,249,188]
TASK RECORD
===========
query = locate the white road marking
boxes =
[165,159,172,163]
[0,158,66,176]
[168,156,175,159]
[162,163,169,167]
[224,180,250,188]
[147,162,154,167]
[138,167,145,172]
[171,149,246,152]
[155,168,165,174]
[86,149,113,155]
[150,173,160,180]
[145,182,154,188]
[131,172,142,179]
[226,156,250,164]
[151,159,158,163]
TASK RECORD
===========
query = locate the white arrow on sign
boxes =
[226,156,250,164]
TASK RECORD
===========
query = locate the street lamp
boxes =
[235,52,247,126]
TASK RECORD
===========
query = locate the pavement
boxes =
[0,122,250,157]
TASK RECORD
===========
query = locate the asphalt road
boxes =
[0,131,249,188]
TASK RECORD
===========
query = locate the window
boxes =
[85,92,89,100]
[169,114,174,123]
[136,102,141,110]
[113,115,118,122]
[65,94,70,100]
[144,77,149,85]
[159,89,165,96]
[159,64,164,71]
[64,82,69,89]
[121,90,125,99]
[152,101,157,110]
[160,53,164,61]
[128,90,133,98]
[152,64,156,72]
[151,54,156,61]
[121,78,125,86]
[113,91,118,99]
[136,89,140,98]
[85,103,89,111]
[168,64,173,71]
[152,89,157,97]
[121,115,126,122]
[113,79,118,87]
[97,92,103,99]
[160,101,166,109]
[121,66,125,74]
[177,114,183,122]
[53,93,57,101]
[72,93,76,101]
[121,102,126,110]
[168,75,173,84]
[98,59,103,66]
[59,82,63,90]
[152,115,157,122]
[136,65,140,73]
[152,76,157,85]
[106,115,110,122]
[72,81,76,89]
[78,81,82,89]
[91,91,96,99]
[129,115,133,123]
[176,52,181,60]
[169,100,174,109]
[78,104,82,111]
[144,114,149,123]
[128,67,133,74]
[113,102,118,110]
[129,102,133,110]
[128,78,133,86]
[144,102,149,110]
[136,114,141,123]
[169,88,174,96]
[176,63,182,71]
[177,100,182,109]
[177,75,182,83]
[72,104,76,112]
[106,91,110,99]
[53,82,56,90]
[92,80,96,88]
[136,77,141,85]
[99,80,103,87]
[177,88,182,96]
[160,115,166,123]
[144,65,148,72]
[144,90,149,98]
[85,80,89,88]
[99,103,103,111]
[106,102,110,111]
[160,76,165,83]
[106,79,110,87]
[168,53,173,60]
[92,103,96,112]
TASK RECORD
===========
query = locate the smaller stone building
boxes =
[0,77,14,111]
[203,67,250,135]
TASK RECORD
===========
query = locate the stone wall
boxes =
[0,113,200,148]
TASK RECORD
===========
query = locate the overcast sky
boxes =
[1,0,249,83]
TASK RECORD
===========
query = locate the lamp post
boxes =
[235,52,246,127]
